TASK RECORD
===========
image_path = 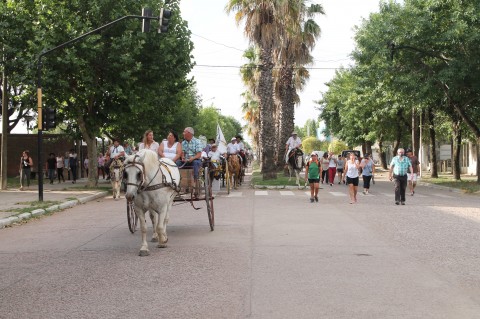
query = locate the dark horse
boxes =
[287,148,305,188]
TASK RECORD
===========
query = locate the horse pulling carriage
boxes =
[123,150,215,256]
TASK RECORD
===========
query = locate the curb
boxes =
[0,191,108,229]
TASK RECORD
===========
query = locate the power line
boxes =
[192,33,245,52]
[193,64,346,70]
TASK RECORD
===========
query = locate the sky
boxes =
[179,0,381,129]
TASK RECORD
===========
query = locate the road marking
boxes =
[255,191,268,196]
[381,193,395,197]
[227,192,243,197]
[279,191,295,196]
[431,193,453,198]
[329,192,347,197]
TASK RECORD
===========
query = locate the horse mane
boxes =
[138,149,159,170]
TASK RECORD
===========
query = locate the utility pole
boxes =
[1,53,7,190]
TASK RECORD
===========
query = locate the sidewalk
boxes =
[0,178,110,228]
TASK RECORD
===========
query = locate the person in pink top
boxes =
[97,153,105,179]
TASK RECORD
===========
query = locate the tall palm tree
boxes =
[226,0,281,179]
[240,47,261,154]
[275,2,323,165]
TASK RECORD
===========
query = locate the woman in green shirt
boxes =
[305,152,321,203]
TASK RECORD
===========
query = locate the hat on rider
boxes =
[292,131,297,135]
[211,144,217,147]
[231,137,236,141]
[311,152,317,156]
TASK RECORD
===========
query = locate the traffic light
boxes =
[42,108,56,131]
[142,8,152,33]
[158,8,172,33]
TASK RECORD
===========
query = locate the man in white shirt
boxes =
[107,139,126,167]
[285,132,302,165]
[226,137,238,156]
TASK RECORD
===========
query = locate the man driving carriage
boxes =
[176,127,203,180]
[285,131,303,168]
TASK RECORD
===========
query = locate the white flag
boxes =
[216,123,227,154]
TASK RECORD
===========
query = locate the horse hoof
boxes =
[150,237,158,242]
[139,250,150,257]
[157,243,167,248]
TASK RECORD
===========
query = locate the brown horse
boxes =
[228,154,241,189]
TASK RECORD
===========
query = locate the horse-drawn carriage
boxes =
[123,150,216,256]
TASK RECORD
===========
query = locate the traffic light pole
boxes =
[36,14,159,201]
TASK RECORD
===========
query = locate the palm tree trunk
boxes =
[278,65,295,171]
[258,47,276,179]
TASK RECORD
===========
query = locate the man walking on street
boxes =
[406,149,420,196]
[389,148,413,205]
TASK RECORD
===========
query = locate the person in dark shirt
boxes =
[46,153,57,184]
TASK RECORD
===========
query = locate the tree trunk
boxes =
[412,110,420,156]
[378,136,387,169]
[477,137,480,184]
[277,65,295,172]
[258,46,276,179]
[427,106,438,178]
[452,121,461,181]
[1,71,7,189]
[77,115,98,187]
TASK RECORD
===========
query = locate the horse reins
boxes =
[124,155,180,194]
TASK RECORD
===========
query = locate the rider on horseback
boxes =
[236,135,248,167]
[107,138,126,168]
[285,132,303,169]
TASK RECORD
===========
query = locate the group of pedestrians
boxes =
[19,149,81,190]
[304,147,420,205]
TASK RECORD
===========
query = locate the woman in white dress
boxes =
[138,130,160,155]
[158,130,182,162]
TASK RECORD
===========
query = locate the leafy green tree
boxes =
[302,136,327,155]
[31,0,194,187]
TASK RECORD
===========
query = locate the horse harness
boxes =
[124,155,180,194]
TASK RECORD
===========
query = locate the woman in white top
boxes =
[138,130,160,154]
[343,152,360,204]
[158,130,182,162]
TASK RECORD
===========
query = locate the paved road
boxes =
[1,175,480,318]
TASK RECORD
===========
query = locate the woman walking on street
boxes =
[56,153,65,183]
[305,152,321,203]
[327,152,337,186]
[19,150,33,191]
[344,152,360,204]
[336,155,345,184]
[360,153,375,195]
[320,152,329,184]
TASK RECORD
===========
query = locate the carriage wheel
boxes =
[203,167,215,231]
[127,202,138,233]
[224,161,231,194]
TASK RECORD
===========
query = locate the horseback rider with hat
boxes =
[285,131,303,168]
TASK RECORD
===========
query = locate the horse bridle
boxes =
[124,155,180,194]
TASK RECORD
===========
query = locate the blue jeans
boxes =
[176,159,202,179]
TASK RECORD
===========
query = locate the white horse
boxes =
[109,158,124,200]
[287,148,305,188]
[124,149,180,256]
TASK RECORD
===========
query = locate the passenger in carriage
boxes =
[207,144,222,179]
[158,130,182,162]
[138,130,159,154]
[176,127,203,180]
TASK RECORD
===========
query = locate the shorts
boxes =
[308,178,320,184]
[337,168,344,173]
[407,173,417,182]
[346,176,359,186]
